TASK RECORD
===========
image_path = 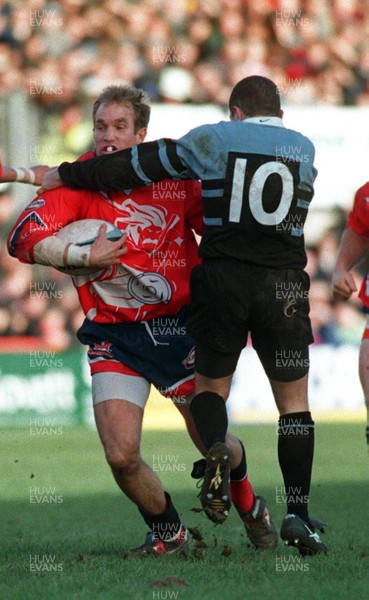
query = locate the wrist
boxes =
[65,243,91,267]
[13,167,36,184]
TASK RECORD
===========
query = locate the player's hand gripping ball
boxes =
[55,219,123,275]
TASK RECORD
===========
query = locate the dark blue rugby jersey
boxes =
[58,117,317,269]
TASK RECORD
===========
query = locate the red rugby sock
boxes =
[230,475,255,513]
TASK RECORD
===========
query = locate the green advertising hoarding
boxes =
[0,347,92,427]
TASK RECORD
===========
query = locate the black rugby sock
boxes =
[230,439,247,481]
[190,391,228,451]
[139,492,182,541]
[277,411,314,523]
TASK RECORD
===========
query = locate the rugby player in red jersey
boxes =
[6,85,277,554]
[332,181,369,451]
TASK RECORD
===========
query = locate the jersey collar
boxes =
[243,116,284,127]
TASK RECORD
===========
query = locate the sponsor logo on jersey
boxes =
[25,198,46,210]
[21,229,35,240]
[127,272,172,304]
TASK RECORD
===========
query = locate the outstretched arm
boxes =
[40,139,193,192]
[0,164,50,186]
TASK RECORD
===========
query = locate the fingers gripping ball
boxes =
[55,219,123,275]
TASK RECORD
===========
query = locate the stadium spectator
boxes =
[0,0,369,116]
[3,0,369,187]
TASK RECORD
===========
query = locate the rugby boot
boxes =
[125,526,189,557]
[280,514,328,556]
[236,495,278,549]
[200,442,231,524]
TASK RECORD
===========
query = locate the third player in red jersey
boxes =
[332,180,369,450]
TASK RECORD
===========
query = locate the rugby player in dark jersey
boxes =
[40,75,328,556]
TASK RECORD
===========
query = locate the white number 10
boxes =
[229,158,294,225]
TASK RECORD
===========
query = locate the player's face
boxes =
[93,102,147,156]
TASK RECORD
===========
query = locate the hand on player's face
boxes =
[93,102,146,156]
[89,223,127,268]
[37,167,64,193]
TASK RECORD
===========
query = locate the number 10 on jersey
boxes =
[227,153,299,227]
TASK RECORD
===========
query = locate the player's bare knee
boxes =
[270,374,309,414]
[195,375,232,401]
[104,443,140,473]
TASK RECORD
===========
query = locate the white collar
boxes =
[243,116,284,127]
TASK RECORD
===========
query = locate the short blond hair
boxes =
[92,85,151,131]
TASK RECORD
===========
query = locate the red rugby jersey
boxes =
[8,166,202,323]
[346,181,369,308]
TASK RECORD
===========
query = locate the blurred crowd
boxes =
[0,186,367,351]
[1,0,369,110]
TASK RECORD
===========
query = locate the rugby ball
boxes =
[55,219,123,275]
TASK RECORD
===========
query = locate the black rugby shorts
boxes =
[189,259,313,381]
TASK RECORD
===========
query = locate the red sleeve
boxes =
[346,182,369,237]
[184,180,203,236]
[7,187,89,263]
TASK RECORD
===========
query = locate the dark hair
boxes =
[92,85,151,131]
[229,75,280,117]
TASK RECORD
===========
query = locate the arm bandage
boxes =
[33,236,91,268]
[13,168,36,184]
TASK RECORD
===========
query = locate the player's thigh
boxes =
[194,338,242,386]
[251,268,312,339]
[269,374,309,415]
[254,340,310,414]
[251,268,313,382]
[189,261,249,357]
[93,371,150,455]
[94,400,144,455]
